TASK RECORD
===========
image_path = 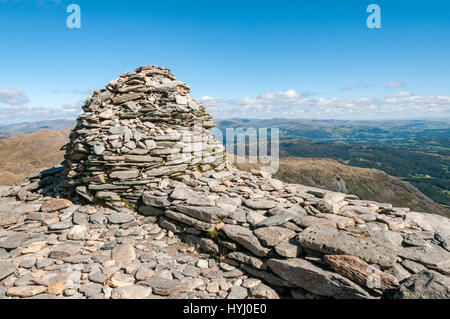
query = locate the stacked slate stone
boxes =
[61,65,228,204]
[138,170,450,299]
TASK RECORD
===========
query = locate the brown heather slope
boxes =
[0,129,69,185]
[235,157,450,217]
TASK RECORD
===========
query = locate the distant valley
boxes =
[215,118,450,215]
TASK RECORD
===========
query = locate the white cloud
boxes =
[341,81,368,91]
[0,100,83,125]
[53,88,95,95]
[0,88,30,105]
[387,81,405,88]
[387,91,415,98]
[200,89,450,120]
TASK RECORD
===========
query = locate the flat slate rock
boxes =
[143,277,186,296]
[176,205,228,223]
[384,270,450,299]
[254,226,296,247]
[112,244,136,267]
[0,232,29,250]
[111,285,152,299]
[227,286,248,299]
[297,224,399,268]
[267,258,372,299]
[0,261,17,280]
[108,211,135,224]
[221,225,270,257]
[255,214,292,228]
[40,199,72,213]
[398,245,450,272]
[0,211,23,226]
[244,199,278,210]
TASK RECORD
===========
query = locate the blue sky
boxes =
[0,0,449,124]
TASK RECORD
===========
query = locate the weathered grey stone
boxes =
[176,205,228,223]
[111,285,152,299]
[0,186,12,197]
[244,199,278,210]
[269,206,307,217]
[267,258,371,299]
[297,225,399,268]
[143,277,186,296]
[142,193,171,207]
[68,225,88,240]
[41,198,72,213]
[0,232,29,250]
[404,211,450,233]
[170,186,200,200]
[89,210,108,225]
[184,234,219,254]
[49,219,73,231]
[79,283,103,298]
[291,215,337,228]
[0,211,22,226]
[112,244,136,267]
[165,210,216,232]
[221,225,270,257]
[108,211,135,224]
[399,245,450,272]
[274,240,302,258]
[227,286,248,299]
[249,283,280,299]
[240,264,295,288]
[246,210,266,226]
[0,261,17,280]
[138,205,165,216]
[254,226,296,247]
[228,252,267,270]
[435,230,450,252]
[146,164,188,177]
[384,270,450,299]
[6,285,47,298]
[255,214,292,228]
[110,170,139,180]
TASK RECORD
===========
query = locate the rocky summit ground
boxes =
[0,165,449,299]
[0,189,279,299]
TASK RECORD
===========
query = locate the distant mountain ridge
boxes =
[0,119,75,139]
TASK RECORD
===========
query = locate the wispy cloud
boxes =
[200,89,450,119]
[0,88,30,105]
[341,80,368,91]
[387,91,415,98]
[0,100,83,125]
[387,81,405,88]
[53,88,95,95]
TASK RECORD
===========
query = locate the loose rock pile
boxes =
[61,65,227,204]
[1,65,450,299]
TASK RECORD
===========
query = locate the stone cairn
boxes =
[61,65,228,204]
[0,65,449,299]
